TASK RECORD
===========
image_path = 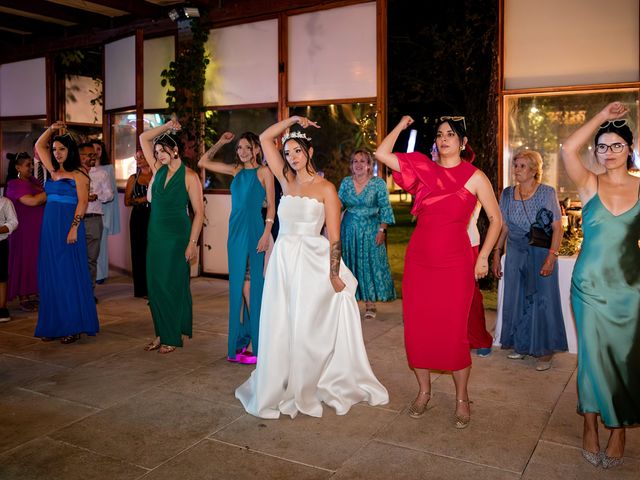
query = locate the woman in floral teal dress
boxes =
[339,150,396,318]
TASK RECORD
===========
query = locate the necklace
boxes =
[518,183,537,198]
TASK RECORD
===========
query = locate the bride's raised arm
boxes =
[259,116,319,184]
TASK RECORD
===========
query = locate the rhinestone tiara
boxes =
[281,130,311,144]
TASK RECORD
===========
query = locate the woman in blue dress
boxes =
[492,150,567,370]
[338,150,396,319]
[198,131,275,363]
[33,122,99,344]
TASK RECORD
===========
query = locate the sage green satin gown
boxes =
[147,164,193,347]
[571,189,640,428]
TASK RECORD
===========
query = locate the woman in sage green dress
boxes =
[338,150,396,319]
[139,119,204,354]
[562,101,640,469]
[198,131,275,363]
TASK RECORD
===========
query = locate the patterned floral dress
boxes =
[338,176,396,302]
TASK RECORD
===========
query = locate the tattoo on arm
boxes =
[330,240,341,277]
[71,214,83,227]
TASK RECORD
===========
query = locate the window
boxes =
[288,103,377,186]
[503,90,639,202]
[202,107,278,190]
[112,112,169,185]
[0,119,46,184]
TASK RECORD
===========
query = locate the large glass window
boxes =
[0,119,46,184]
[504,90,639,202]
[288,102,377,186]
[202,107,278,190]
[112,112,169,186]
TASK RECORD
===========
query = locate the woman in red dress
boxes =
[375,116,502,428]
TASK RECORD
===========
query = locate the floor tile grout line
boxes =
[207,437,337,474]
[372,437,524,475]
[51,437,153,472]
[15,386,103,410]
[2,352,73,370]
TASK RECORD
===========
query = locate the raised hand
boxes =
[293,116,320,129]
[166,119,182,132]
[600,102,629,120]
[398,115,415,130]
[50,121,66,131]
[220,131,235,143]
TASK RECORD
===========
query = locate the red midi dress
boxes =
[393,152,478,371]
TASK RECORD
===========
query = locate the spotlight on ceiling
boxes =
[168,7,201,22]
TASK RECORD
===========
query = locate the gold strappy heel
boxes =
[454,398,473,429]
[408,392,432,419]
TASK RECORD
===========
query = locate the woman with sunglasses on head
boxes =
[235,116,388,418]
[338,150,396,319]
[561,102,640,469]
[139,120,204,354]
[33,122,98,344]
[5,152,47,311]
[198,131,275,364]
[375,115,502,428]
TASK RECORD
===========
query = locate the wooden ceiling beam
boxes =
[0,0,112,28]
[0,12,66,37]
[83,0,163,18]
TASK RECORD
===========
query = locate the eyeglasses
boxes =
[599,119,628,129]
[440,115,467,130]
[595,142,628,154]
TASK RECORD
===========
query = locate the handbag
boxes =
[519,189,552,249]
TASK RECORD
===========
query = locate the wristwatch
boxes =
[549,249,560,257]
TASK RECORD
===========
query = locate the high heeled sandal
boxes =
[454,398,473,429]
[60,334,80,344]
[144,341,161,351]
[407,392,432,419]
[581,449,602,467]
[601,454,624,469]
[158,345,176,354]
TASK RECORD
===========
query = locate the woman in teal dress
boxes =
[562,101,640,469]
[139,120,204,354]
[338,150,396,319]
[198,131,275,363]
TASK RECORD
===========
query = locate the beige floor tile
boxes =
[542,391,640,461]
[0,436,147,480]
[12,331,141,368]
[0,331,41,353]
[0,313,38,337]
[0,354,68,389]
[213,404,397,471]
[0,388,96,454]
[24,354,190,408]
[375,393,549,473]
[333,440,520,480]
[144,438,331,480]
[523,440,640,480]
[52,388,245,469]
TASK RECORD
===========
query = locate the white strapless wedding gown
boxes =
[235,195,389,419]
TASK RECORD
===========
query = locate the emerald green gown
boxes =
[571,186,640,427]
[147,164,193,347]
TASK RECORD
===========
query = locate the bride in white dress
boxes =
[235,116,389,419]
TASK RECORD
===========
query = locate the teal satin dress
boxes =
[571,188,640,428]
[227,168,266,359]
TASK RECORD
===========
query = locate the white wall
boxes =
[0,58,47,116]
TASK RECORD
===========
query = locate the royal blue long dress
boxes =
[35,178,99,338]
[227,168,266,359]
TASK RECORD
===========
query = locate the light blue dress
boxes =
[97,164,120,281]
[338,176,396,302]
[499,184,567,356]
[227,168,266,359]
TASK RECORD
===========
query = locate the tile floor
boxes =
[0,275,638,479]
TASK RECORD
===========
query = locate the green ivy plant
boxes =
[161,17,210,166]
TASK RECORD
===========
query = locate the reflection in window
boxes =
[203,108,278,190]
[504,90,639,203]
[112,112,169,185]
[289,103,377,186]
[0,119,46,184]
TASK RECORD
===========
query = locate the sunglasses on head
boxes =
[440,115,467,131]
[599,119,627,129]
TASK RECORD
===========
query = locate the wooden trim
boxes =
[101,44,108,146]
[287,97,377,107]
[105,106,137,113]
[278,13,289,121]
[501,82,640,96]
[63,122,104,128]
[204,103,278,111]
[0,115,47,121]
[135,29,144,149]
[376,0,387,178]
[287,0,373,16]
[45,55,55,126]
[497,0,505,191]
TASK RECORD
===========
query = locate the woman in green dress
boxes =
[198,131,275,363]
[562,101,640,469]
[139,119,204,354]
